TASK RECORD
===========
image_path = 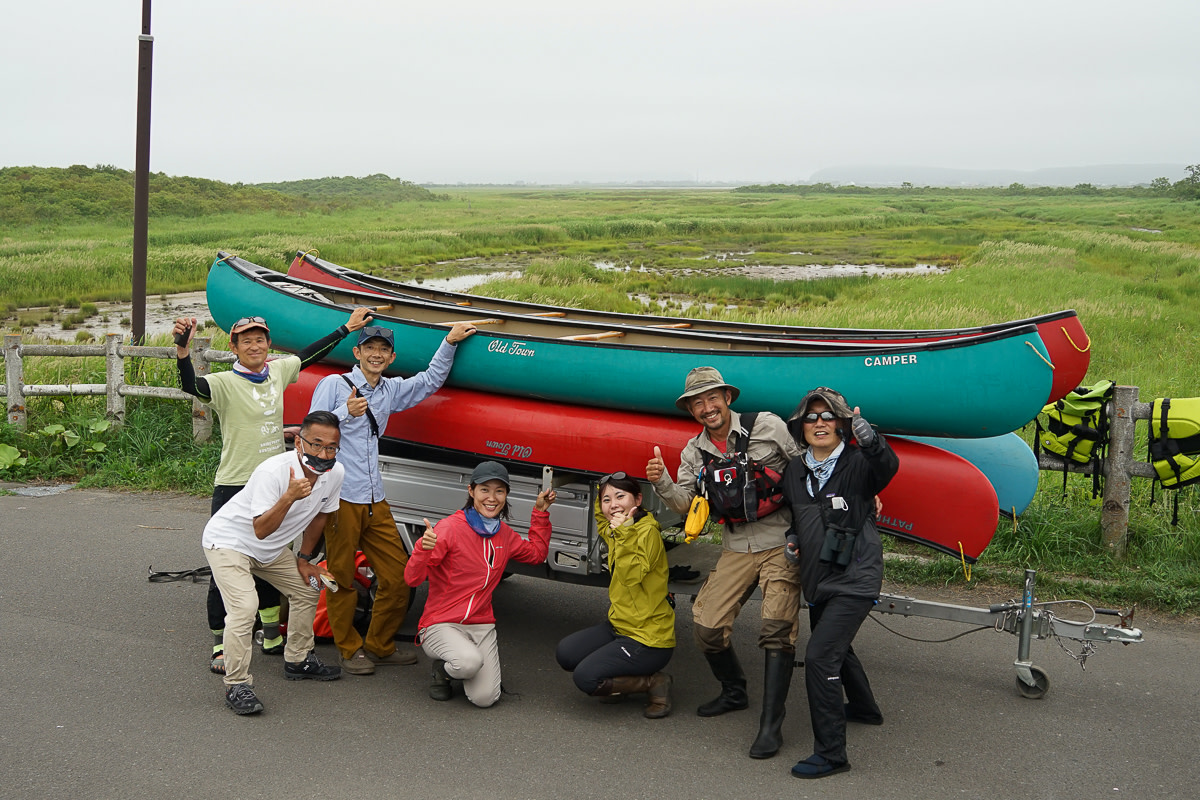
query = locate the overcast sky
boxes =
[3,1,1197,184]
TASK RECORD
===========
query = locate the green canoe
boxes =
[206,253,1054,438]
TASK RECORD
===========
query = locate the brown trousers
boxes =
[325,500,410,660]
[692,545,802,652]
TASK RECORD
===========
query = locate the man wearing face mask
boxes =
[309,321,476,676]
[174,308,372,675]
[201,410,347,715]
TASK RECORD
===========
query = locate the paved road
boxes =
[2,486,1198,800]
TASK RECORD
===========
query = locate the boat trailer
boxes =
[873,568,1143,699]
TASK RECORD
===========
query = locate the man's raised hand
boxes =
[286,466,313,501]
[346,306,373,332]
[346,386,368,417]
[646,445,666,483]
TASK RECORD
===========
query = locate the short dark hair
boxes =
[301,410,340,434]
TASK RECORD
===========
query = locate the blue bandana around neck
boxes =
[804,441,845,496]
[232,360,270,384]
[465,507,502,537]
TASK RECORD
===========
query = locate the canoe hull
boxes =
[289,251,1090,404]
[285,365,999,561]
[901,433,1039,517]
[209,253,1054,438]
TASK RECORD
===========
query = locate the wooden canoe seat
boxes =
[646,322,692,329]
[529,311,567,318]
[559,331,625,341]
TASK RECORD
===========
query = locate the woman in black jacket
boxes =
[780,386,899,779]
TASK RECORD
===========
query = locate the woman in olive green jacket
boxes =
[555,472,676,718]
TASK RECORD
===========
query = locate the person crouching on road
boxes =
[404,461,557,708]
[201,410,347,715]
[555,471,675,718]
[780,387,899,779]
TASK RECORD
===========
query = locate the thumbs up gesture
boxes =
[346,386,368,418]
[420,518,438,551]
[285,466,313,501]
[646,445,666,483]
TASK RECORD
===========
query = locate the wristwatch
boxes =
[297,551,318,563]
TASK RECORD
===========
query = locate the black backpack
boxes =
[696,413,785,526]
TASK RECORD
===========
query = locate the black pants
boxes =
[555,623,673,694]
[804,595,880,765]
[206,484,281,631]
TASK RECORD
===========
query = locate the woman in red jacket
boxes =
[404,461,557,707]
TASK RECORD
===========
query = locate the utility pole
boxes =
[131,0,153,344]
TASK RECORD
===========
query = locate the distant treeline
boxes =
[0,166,443,225]
[736,169,1200,200]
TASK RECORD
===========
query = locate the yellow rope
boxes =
[1025,340,1055,369]
[958,542,972,581]
[1061,326,1091,353]
[298,249,320,261]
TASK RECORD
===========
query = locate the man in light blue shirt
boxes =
[309,321,476,675]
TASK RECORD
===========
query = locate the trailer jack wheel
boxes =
[1016,666,1049,699]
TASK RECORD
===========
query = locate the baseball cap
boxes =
[470,461,510,487]
[356,325,395,348]
[230,316,270,336]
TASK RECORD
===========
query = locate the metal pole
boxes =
[131,0,153,345]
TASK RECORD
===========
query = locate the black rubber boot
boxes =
[749,649,795,758]
[697,648,749,717]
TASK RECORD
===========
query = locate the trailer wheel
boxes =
[1016,666,1049,699]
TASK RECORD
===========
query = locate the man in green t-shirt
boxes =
[174,308,370,674]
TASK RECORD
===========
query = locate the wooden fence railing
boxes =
[3,332,234,441]
[0,334,1168,555]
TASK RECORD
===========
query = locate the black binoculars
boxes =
[819,527,856,568]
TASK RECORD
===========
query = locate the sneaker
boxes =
[429,659,453,701]
[367,648,418,666]
[284,651,342,681]
[225,682,264,715]
[340,648,376,676]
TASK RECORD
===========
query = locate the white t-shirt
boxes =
[202,450,344,562]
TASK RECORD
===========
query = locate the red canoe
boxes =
[288,250,1090,405]
[284,364,999,562]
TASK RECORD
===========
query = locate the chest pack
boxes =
[1038,379,1114,496]
[696,412,785,526]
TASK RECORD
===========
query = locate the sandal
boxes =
[210,652,226,675]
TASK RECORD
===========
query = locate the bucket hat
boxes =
[675,366,740,412]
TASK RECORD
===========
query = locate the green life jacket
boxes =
[1038,379,1115,496]
[1148,398,1200,489]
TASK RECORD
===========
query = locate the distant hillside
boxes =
[0,165,318,224]
[0,166,442,225]
[254,174,442,202]
[806,163,1188,188]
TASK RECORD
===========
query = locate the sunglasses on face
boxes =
[801,411,837,423]
[599,471,628,486]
